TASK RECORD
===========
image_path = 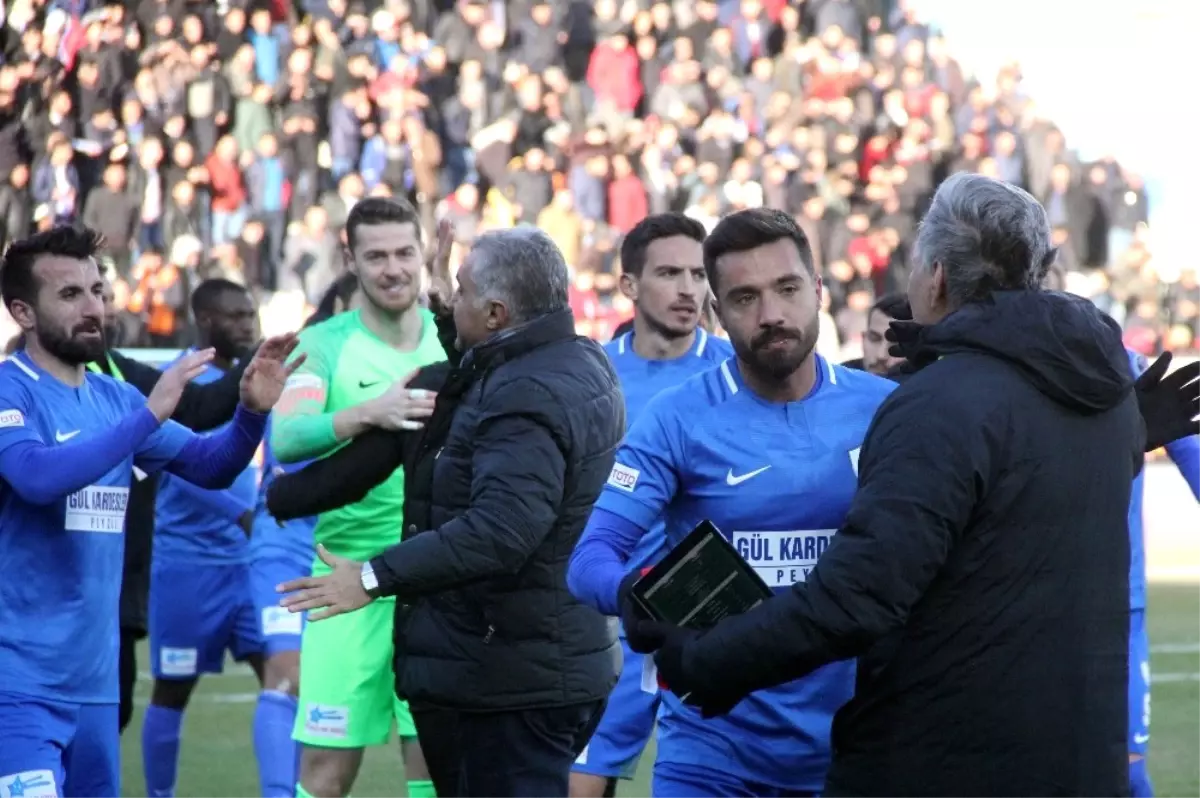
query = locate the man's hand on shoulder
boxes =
[239,333,307,413]
[360,369,438,431]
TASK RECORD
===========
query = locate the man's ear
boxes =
[930,261,947,311]
[486,299,509,332]
[618,272,637,301]
[342,246,356,275]
[9,300,34,331]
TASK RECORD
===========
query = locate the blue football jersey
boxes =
[1125,349,1200,611]
[249,416,317,560]
[154,354,259,564]
[0,351,195,703]
[594,355,896,791]
[603,328,733,572]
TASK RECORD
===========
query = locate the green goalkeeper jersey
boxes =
[271,307,446,566]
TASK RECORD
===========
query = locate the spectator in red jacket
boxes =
[607,153,648,234]
[587,32,643,115]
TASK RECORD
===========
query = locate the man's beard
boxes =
[40,321,106,365]
[641,304,695,341]
[736,317,819,382]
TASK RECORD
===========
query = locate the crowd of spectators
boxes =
[0,0,1192,358]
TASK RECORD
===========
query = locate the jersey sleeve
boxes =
[0,381,43,456]
[592,391,687,530]
[270,326,340,463]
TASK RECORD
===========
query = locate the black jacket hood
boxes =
[899,291,1133,413]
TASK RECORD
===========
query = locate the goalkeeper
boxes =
[271,198,445,798]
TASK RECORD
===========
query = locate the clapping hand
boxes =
[239,334,307,413]
[1136,352,1200,452]
[146,348,215,422]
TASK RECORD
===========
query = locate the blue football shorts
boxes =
[149,560,263,680]
[1129,608,1151,756]
[249,547,311,658]
[652,761,816,798]
[573,636,660,780]
[0,692,119,798]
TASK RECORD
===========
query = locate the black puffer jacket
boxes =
[267,309,625,711]
[384,308,623,711]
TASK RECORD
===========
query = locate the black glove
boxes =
[885,320,939,372]
[646,621,745,719]
[1136,352,1200,452]
[618,569,661,654]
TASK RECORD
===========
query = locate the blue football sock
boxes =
[1130,757,1154,797]
[254,689,300,798]
[141,704,184,797]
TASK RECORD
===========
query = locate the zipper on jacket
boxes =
[483,624,495,644]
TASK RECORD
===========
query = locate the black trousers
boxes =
[118,626,139,734]
[413,700,605,798]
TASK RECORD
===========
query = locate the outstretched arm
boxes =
[0,404,162,505]
[268,427,407,519]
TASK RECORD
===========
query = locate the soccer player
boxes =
[271,197,444,798]
[567,208,896,796]
[0,227,299,797]
[568,213,732,798]
[843,292,912,376]
[141,279,266,797]
[1125,350,1199,798]
[248,274,362,798]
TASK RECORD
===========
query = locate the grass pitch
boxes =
[119,584,1199,797]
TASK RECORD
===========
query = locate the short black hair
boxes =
[345,196,422,251]
[702,208,815,292]
[620,212,706,278]
[191,278,248,317]
[1,226,104,313]
[307,272,360,328]
[612,317,634,338]
[870,292,912,322]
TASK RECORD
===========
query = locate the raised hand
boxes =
[1136,352,1200,452]
[239,333,308,413]
[147,348,215,422]
[425,218,455,318]
[364,369,438,431]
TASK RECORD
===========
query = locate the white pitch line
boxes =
[1150,643,1200,654]
[1151,672,1200,684]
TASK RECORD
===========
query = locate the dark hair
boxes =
[345,196,422,251]
[612,317,635,338]
[306,273,360,328]
[702,208,814,291]
[1,226,104,313]
[620,212,706,278]
[871,292,912,322]
[191,278,248,317]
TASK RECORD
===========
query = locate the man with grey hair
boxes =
[271,223,625,797]
[636,173,1156,796]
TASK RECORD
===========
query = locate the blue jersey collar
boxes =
[617,327,712,361]
[718,353,835,404]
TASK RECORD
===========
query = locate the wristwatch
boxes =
[360,561,382,600]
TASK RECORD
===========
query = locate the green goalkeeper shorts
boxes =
[292,596,416,747]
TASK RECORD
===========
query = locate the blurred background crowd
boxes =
[0,0,1193,360]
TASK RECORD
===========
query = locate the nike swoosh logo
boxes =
[1133,733,1150,745]
[726,465,771,486]
[358,380,381,389]
[56,429,80,443]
